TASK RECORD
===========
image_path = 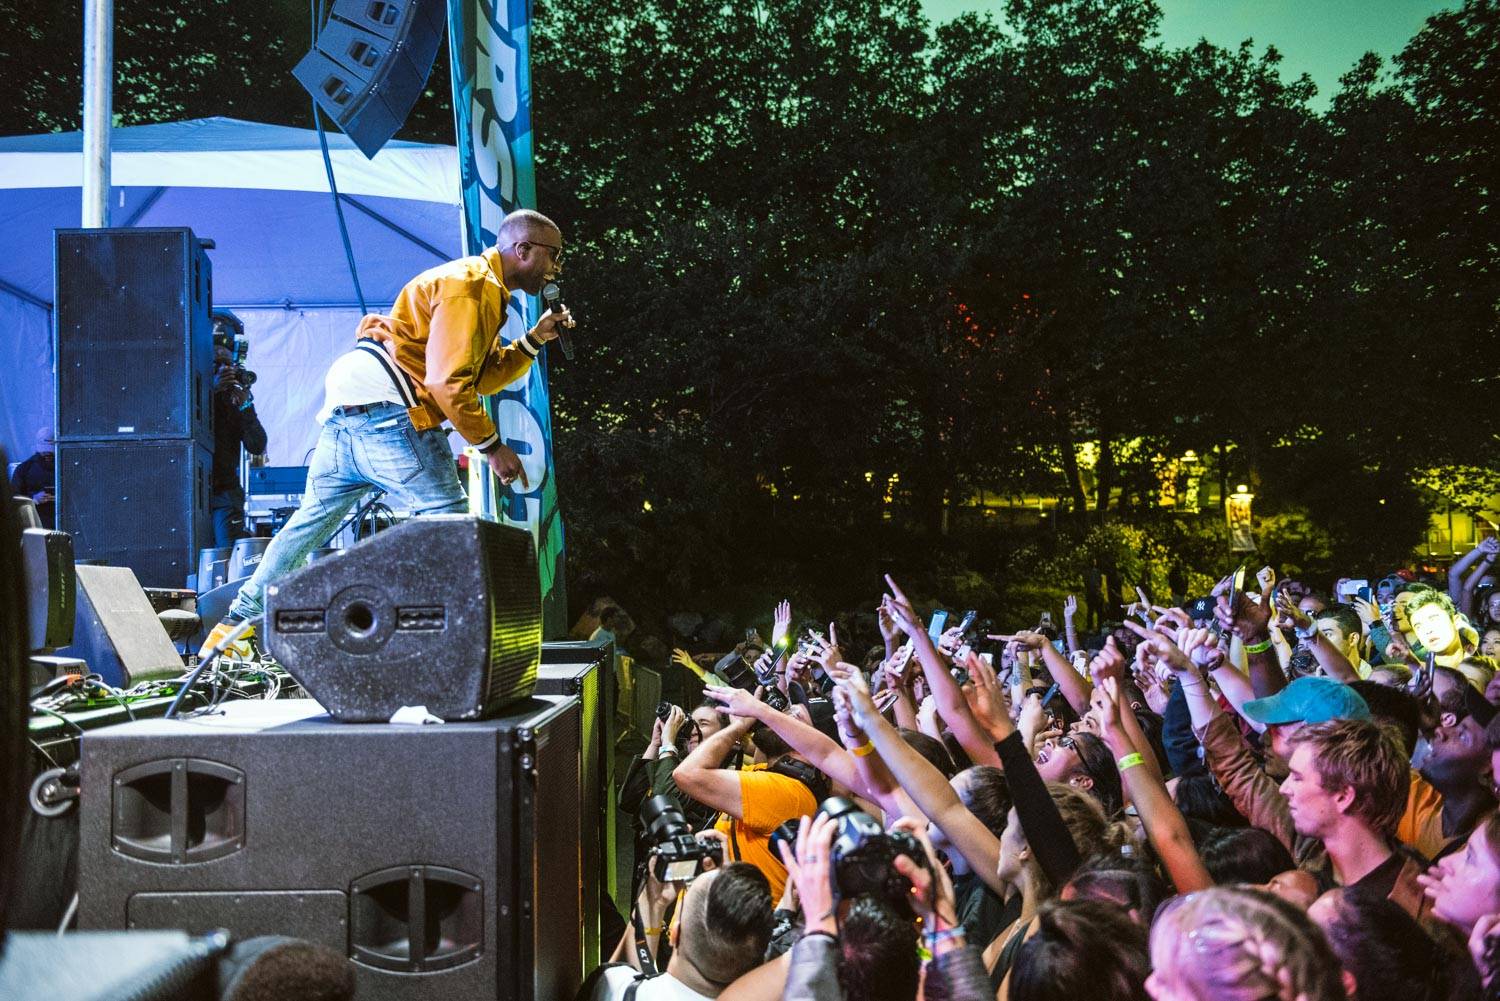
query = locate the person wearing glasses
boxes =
[199,209,574,658]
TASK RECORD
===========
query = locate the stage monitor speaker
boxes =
[56,564,183,688]
[536,640,616,971]
[292,0,446,158]
[265,515,541,722]
[57,439,212,588]
[20,528,75,651]
[79,696,585,1001]
[54,228,214,449]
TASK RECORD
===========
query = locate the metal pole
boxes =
[81,0,113,227]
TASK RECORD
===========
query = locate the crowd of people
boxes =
[598,542,1500,1001]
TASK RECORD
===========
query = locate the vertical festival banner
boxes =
[448,0,567,636]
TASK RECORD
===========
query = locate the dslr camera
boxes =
[719,655,790,713]
[819,797,928,912]
[655,701,693,751]
[212,310,256,387]
[639,795,722,884]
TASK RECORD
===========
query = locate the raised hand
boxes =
[988,629,1046,650]
[662,704,689,745]
[703,684,767,719]
[1256,566,1276,592]
[1088,636,1127,687]
[811,623,844,675]
[1063,594,1078,620]
[777,812,840,935]
[1133,661,1172,715]
[833,685,870,744]
[1095,676,1128,749]
[1350,596,1379,627]
[883,641,916,688]
[1153,606,1192,633]
[881,577,925,639]
[964,650,1013,741]
[1017,692,1046,739]
[1123,619,1195,676]
[877,600,900,647]
[1276,590,1313,631]
[1179,627,1224,672]
[824,660,858,684]
[772,600,792,649]
[889,818,957,930]
[1214,575,1273,641]
[837,667,880,728]
[785,650,813,688]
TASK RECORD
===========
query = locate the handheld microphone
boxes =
[541,282,574,360]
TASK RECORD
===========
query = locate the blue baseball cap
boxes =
[1241,676,1370,726]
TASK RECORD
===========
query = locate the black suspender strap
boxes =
[354,340,419,408]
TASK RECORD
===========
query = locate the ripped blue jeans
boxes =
[227,402,467,621]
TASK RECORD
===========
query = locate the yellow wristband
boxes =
[1243,638,1273,654]
[851,742,876,757]
[1116,752,1145,771]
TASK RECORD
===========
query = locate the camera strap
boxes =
[727,817,742,862]
[630,908,659,977]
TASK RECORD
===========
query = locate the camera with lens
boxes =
[655,701,693,752]
[212,310,256,387]
[819,796,927,913]
[639,795,722,884]
[720,656,790,713]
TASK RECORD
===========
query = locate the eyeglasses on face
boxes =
[514,239,563,264]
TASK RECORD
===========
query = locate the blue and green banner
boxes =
[447,0,567,636]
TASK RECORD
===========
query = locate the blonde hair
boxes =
[1287,719,1407,838]
[1150,887,1345,1001]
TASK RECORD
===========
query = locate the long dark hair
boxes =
[1009,898,1150,1001]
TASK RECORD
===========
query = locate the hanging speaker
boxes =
[264,515,541,722]
[292,0,447,158]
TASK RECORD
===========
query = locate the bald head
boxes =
[498,209,560,247]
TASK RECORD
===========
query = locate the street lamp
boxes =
[1227,484,1256,553]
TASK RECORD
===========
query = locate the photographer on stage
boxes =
[198,209,574,657]
[210,310,268,546]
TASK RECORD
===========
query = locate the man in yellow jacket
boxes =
[200,208,573,656]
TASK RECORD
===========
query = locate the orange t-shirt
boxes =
[714,765,818,903]
[1399,769,1446,861]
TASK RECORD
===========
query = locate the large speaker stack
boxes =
[537,638,618,971]
[54,228,215,588]
[78,696,585,1001]
[73,517,590,999]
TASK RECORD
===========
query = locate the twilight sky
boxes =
[918,0,1451,106]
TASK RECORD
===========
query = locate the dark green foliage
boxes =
[3,0,1496,636]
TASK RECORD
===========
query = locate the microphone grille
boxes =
[542,282,560,304]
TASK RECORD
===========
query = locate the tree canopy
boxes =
[4,0,1496,620]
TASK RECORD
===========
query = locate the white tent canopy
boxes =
[0,116,463,467]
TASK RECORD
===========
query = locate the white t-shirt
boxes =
[592,967,712,1001]
[315,348,405,423]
